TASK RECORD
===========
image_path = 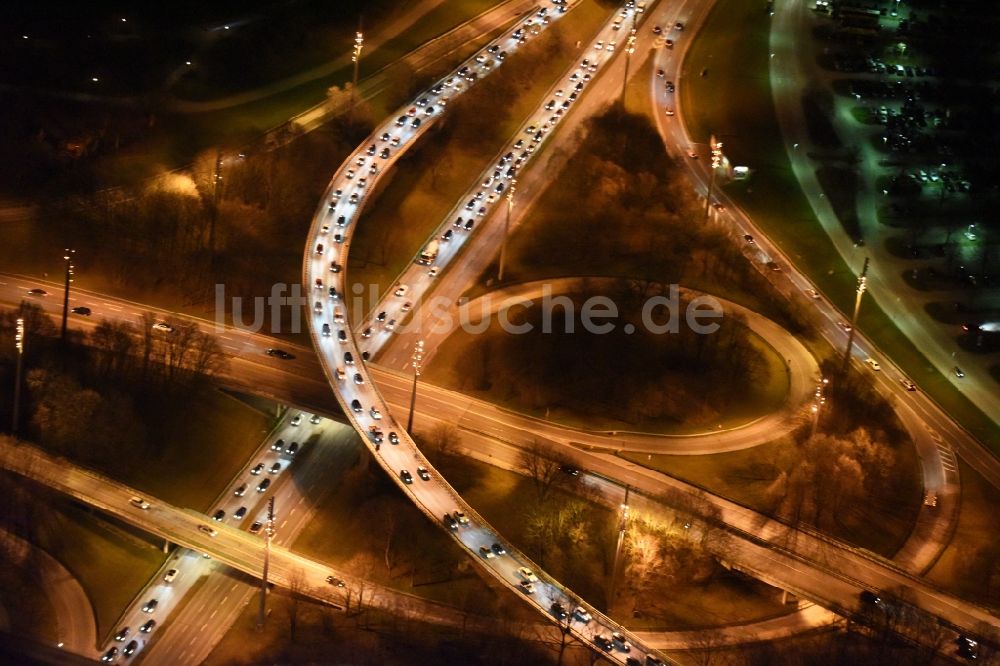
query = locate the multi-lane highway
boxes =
[303,1,679,663]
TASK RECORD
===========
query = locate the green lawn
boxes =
[926,460,1000,610]
[122,389,272,513]
[680,0,1000,451]
[34,498,166,640]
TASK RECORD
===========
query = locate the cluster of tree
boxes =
[40,116,361,309]
[765,428,896,536]
[1,304,225,466]
[451,292,768,428]
[503,105,814,337]
[621,512,718,594]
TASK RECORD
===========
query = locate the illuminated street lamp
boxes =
[841,257,869,373]
[406,340,424,434]
[704,136,724,223]
[12,317,24,435]
[350,31,364,120]
[60,249,75,341]
[497,177,517,282]
[256,497,276,630]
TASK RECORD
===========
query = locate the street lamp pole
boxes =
[497,177,517,282]
[350,31,364,121]
[609,485,630,606]
[841,257,870,373]
[704,136,723,223]
[406,340,424,434]
[12,317,24,435]
[210,150,222,259]
[810,377,828,438]
[620,20,637,107]
[256,497,275,630]
[60,249,75,341]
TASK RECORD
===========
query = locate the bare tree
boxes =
[284,567,305,642]
[426,423,461,457]
[518,440,567,503]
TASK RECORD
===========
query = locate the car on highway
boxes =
[101,647,119,662]
[350,399,362,413]
[269,462,281,474]
[271,439,285,452]
[354,372,364,385]
[766,261,782,272]
[517,566,538,582]
[665,38,673,48]
[370,406,382,419]
[652,25,662,34]
[249,522,263,534]
[290,413,302,426]
[519,580,535,594]
[71,306,92,315]
[864,358,881,371]
[326,575,346,587]
[900,378,917,391]
[234,507,247,520]
[656,68,664,78]
[139,620,156,633]
[123,640,138,657]
[454,510,469,525]
[212,509,225,521]
[251,463,265,475]
[573,607,592,623]
[924,492,938,507]
[805,289,820,299]
[491,542,507,556]
[400,469,413,484]
[152,321,174,333]
[394,284,409,297]
[593,635,613,651]
[114,627,130,641]
[837,321,852,332]
[560,464,580,477]
[665,81,675,93]
[287,442,300,455]
[550,602,567,619]
[674,21,684,30]
[129,496,150,510]
[664,107,674,116]
[388,431,399,445]
[141,598,158,613]
[198,525,217,537]
[417,466,431,481]
[478,545,495,558]
[265,348,294,360]
[234,483,247,496]
[611,631,631,652]
[443,514,458,530]
[954,366,965,378]
[256,478,271,493]
[163,569,178,583]
[27,288,47,296]
[401,301,413,312]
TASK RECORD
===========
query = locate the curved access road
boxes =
[403,276,819,454]
[0,527,97,654]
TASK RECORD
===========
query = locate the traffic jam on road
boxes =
[100,411,327,663]
[306,1,669,664]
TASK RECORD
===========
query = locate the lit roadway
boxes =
[1,0,992,652]
[0,0,976,648]
[304,1,676,663]
[649,0,1000,499]
[0,436,504,663]
[767,0,1000,435]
